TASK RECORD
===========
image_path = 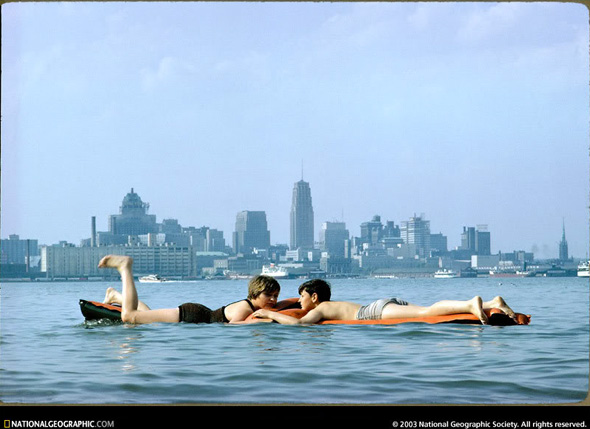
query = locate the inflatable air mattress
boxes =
[80,298,530,326]
[80,299,123,321]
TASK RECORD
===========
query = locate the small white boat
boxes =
[138,274,168,283]
[434,269,459,279]
[577,261,589,277]
[372,274,398,279]
[261,264,290,279]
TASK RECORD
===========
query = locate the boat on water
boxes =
[490,261,535,278]
[489,269,533,278]
[373,274,398,279]
[261,264,290,279]
[138,274,168,283]
[577,261,589,277]
[226,273,252,280]
[434,269,459,279]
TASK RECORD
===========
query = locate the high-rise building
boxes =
[206,229,225,252]
[475,225,491,256]
[460,225,491,255]
[0,234,39,265]
[40,244,196,278]
[460,227,476,251]
[360,215,383,245]
[108,188,158,236]
[559,220,569,261]
[233,211,271,254]
[401,215,431,257]
[430,233,448,254]
[383,221,400,238]
[290,180,314,250]
[319,222,349,257]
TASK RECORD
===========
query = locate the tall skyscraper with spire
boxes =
[290,179,314,250]
[559,219,569,261]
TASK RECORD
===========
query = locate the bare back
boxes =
[224,299,256,322]
[302,301,361,323]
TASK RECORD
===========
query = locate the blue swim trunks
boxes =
[356,297,409,320]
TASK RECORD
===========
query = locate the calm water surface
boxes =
[1,277,588,404]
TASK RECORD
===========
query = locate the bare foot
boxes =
[103,287,122,305]
[98,255,133,271]
[489,296,516,320]
[470,296,488,325]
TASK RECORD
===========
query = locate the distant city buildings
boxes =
[0,234,40,276]
[40,244,195,278]
[44,189,221,279]
[0,234,39,264]
[1,182,581,280]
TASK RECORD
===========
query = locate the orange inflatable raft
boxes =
[80,297,530,326]
[246,298,531,326]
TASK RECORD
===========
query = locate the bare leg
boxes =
[483,296,516,320]
[103,287,151,311]
[382,296,489,324]
[98,255,179,324]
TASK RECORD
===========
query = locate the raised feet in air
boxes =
[98,255,133,272]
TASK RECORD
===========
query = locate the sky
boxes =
[2,2,589,259]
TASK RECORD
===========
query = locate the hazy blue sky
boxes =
[2,2,589,259]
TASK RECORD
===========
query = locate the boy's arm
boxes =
[253,308,324,325]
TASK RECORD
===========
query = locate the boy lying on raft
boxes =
[98,255,280,324]
[252,279,517,325]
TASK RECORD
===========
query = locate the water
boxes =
[1,277,588,404]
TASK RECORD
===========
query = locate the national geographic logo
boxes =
[3,421,115,428]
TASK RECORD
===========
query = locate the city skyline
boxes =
[2,2,588,260]
[1,185,584,261]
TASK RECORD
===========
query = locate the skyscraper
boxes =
[233,211,271,254]
[290,180,314,250]
[460,227,476,251]
[319,222,349,257]
[461,225,491,255]
[360,215,383,245]
[475,225,491,256]
[401,215,431,258]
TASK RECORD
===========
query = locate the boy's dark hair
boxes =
[298,279,331,302]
